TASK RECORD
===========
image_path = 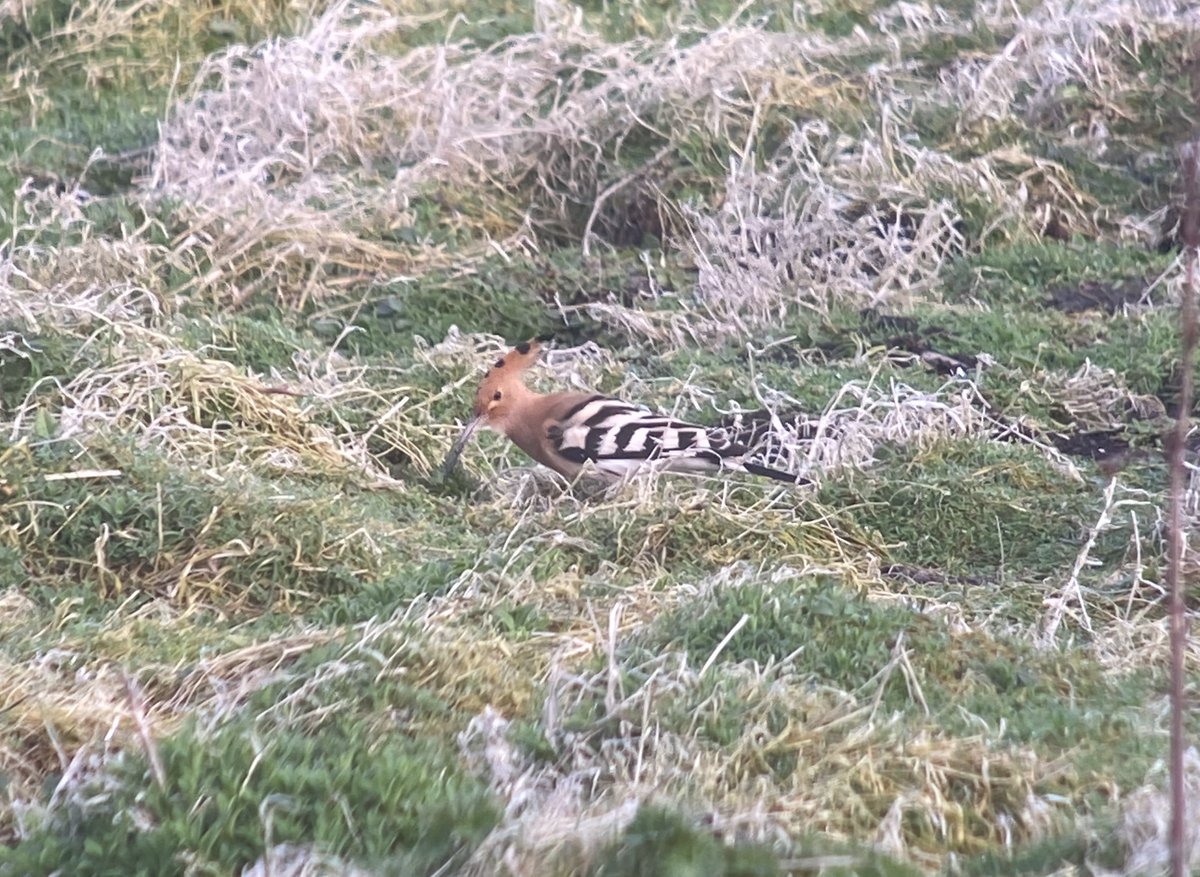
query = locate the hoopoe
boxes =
[441,339,808,484]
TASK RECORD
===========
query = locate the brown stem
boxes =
[1169,135,1199,877]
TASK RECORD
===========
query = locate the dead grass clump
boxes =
[153,3,548,193]
[0,0,324,97]
[3,309,438,481]
[799,377,997,475]
[1116,745,1200,875]
[730,373,1077,484]
[456,705,644,877]
[4,625,366,846]
[473,641,1062,866]
[445,562,1079,865]
[687,115,1129,336]
[7,342,365,476]
[511,25,839,246]
[683,121,967,334]
[362,620,541,722]
[0,650,169,844]
[146,4,874,308]
[242,844,375,877]
[2,439,403,610]
[161,629,331,719]
[0,184,177,364]
[943,0,1197,140]
[1036,472,1174,644]
[1027,360,1169,433]
[148,3,483,304]
[0,243,169,330]
[1091,613,1200,680]
[560,300,725,354]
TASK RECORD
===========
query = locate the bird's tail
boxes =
[740,460,810,485]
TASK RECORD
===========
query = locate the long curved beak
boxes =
[440,415,484,479]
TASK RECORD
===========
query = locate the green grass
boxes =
[3,716,497,877]
[637,571,1153,750]
[1,330,89,414]
[590,805,783,877]
[824,439,1091,577]
[941,239,1171,308]
[5,441,393,611]
[542,566,1160,858]
[952,831,1118,877]
[1,0,1193,874]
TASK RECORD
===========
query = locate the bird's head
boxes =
[441,338,544,478]
[470,338,543,426]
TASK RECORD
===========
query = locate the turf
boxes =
[0,0,1197,874]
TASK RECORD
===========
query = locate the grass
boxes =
[826,439,1090,577]
[636,569,1154,754]
[589,805,783,877]
[5,712,498,876]
[1,0,1197,874]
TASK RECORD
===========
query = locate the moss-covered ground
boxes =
[1,0,1197,874]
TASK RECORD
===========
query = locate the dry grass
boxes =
[1,0,1197,873]
[686,121,969,332]
[448,626,1063,869]
[144,3,875,308]
[1116,745,1200,876]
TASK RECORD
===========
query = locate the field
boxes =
[1,0,1199,874]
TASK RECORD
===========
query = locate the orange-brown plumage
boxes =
[442,339,806,484]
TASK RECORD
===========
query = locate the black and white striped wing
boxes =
[546,395,745,478]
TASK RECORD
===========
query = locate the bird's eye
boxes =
[492,391,503,401]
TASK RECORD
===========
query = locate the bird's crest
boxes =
[473,338,544,419]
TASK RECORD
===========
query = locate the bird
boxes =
[441,339,808,485]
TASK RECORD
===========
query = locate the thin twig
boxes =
[1168,135,1200,877]
[604,601,623,718]
[580,145,673,257]
[1038,475,1116,647]
[698,613,749,678]
[41,468,123,482]
[123,671,166,791]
